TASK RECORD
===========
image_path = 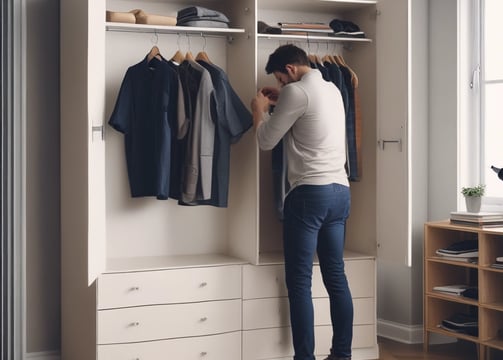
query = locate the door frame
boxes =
[1,0,25,359]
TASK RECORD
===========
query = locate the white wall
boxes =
[377,0,459,343]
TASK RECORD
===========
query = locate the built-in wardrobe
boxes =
[61,0,420,359]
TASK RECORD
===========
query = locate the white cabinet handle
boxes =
[200,282,208,287]
[200,352,208,356]
[200,317,208,322]
[129,322,140,327]
[129,286,140,291]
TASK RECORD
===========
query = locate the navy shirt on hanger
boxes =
[109,55,178,200]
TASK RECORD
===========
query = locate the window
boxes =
[480,0,503,201]
[461,0,503,211]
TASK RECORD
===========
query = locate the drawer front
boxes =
[345,260,375,298]
[243,260,375,299]
[242,324,375,360]
[98,331,241,360]
[97,265,241,309]
[242,265,327,299]
[243,297,374,329]
[97,299,241,344]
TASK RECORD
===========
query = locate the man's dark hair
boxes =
[265,44,309,74]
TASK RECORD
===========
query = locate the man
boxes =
[250,44,353,360]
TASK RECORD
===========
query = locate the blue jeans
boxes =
[283,183,353,360]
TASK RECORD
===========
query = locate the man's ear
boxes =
[285,64,295,76]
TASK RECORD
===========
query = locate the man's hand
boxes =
[251,89,272,131]
[251,90,270,114]
[260,86,279,104]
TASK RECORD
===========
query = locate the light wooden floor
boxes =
[377,337,500,360]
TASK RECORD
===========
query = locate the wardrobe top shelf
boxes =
[106,22,246,36]
[258,33,372,43]
[258,0,377,12]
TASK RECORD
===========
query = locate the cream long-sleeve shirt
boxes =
[256,70,349,190]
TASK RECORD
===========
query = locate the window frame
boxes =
[459,0,503,212]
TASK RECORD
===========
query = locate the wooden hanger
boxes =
[308,54,322,66]
[195,51,210,63]
[147,45,161,63]
[337,54,346,65]
[333,54,344,66]
[170,50,184,64]
[322,54,334,64]
[185,51,194,61]
[335,54,359,87]
[195,33,210,63]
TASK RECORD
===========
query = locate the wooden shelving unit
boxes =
[424,220,503,359]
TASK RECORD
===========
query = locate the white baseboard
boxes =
[377,319,456,345]
[377,319,424,344]
[25,351,61,360]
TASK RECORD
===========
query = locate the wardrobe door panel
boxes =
[61,0,107,286]
[375,0,410,265]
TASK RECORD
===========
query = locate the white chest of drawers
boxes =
[242,252,378,360]
[96,264,242,360]
[94,253,377,360]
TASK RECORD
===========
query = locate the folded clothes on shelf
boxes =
[329,19,365,38]
[177,6,229,28]
[257,21,282,34]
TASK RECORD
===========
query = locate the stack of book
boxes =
[432,284,478,299]
[432,284,470,296]
[439,312,478,336]
[450,211,503,227]
[435,239,478,263]
[491,256,503,269]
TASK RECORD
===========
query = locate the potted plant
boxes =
[461,184,485,213]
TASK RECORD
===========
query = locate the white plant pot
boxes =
[465,196,482,213]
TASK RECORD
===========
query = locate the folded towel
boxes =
[129,9,177,26]
[136,14,177,26]
[106,10,136,24]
